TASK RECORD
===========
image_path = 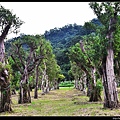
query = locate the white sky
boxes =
[0,2,97,40]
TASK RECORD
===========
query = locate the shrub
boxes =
[59,81,74,87]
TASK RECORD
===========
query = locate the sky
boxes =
[0,2,97,40]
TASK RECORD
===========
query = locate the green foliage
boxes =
[11,71,21,90]
[68,42,90,71]
[114,21,120,56]
[0,62,3,72]
[0,5,24,35]
[6,34,62,88]
[96,79,103,92]
[4,63,12,74]
[43,19,101,80]
[57,74,65,80]
[0,62,13,82]
[59,81,74,87]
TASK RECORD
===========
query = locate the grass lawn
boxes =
[0,87,120,116]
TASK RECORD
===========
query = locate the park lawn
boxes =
[0,87,120,116]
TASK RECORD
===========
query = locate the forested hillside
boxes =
[5,18,101,81]
[44,18,102,80]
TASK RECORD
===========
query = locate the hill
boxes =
[44,18,102,80]
[5,18,102,80]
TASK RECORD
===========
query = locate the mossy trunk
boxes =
[0,82,12,112]
[0,68,12,112]
[23,84,31,103]
[18,83,31,104]
[0,23,12,112]
[18,65,31,104]
[89,85,102,102]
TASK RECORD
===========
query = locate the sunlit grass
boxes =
[59,86,74,90]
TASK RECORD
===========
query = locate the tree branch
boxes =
[11,55,23,74]
[0,23,11,42]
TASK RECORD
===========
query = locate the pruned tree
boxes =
[9,35,44,104]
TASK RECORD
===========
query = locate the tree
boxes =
[0,5,24,63]
[34,35,50,98]
[68,34,102,102]
[9,35,44,104]
[40,41,62,94]
[69,61,87,94]
[89,2,120,108]
[0,5,24,112]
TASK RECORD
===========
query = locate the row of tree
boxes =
[68,2,120,109]
[0,5,65,112]
[7,34,63,103]
[0,2,120,113]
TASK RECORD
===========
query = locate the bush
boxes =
[96,79,103,92]
[59,81,74,87]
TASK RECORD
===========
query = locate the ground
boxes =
[0,87,120,116]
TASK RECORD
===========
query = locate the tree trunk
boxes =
[41,62,50,95]
[79,40,101,101]
[18,82,31,104]
[0,40,5,64]
[82,72,87,95]
[44,76,49,93]
[87,77,91,97]
[102,49,119,108]
[0,24,12,112]
[18,82,23,104]
[34,60,41,98]
[0,69,12,112]
[41,70,46,95]
[102,16,119,109]
[0,24,11,64]
[75,78,79,89]
[18,65,31,104]
[41,77,45,95]
[54,79,59,89]
[0,82,12,112]
[89,67,102,102]
[34,65,39,99]
[79,78,83,91]
[23,84,31,103]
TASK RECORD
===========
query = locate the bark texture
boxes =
[0,24,12,112]
[102,16,119,108]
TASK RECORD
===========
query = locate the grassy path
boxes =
[0,87,120,116]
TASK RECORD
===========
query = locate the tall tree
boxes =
[0,5,24,112]
[89,2,120,108]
